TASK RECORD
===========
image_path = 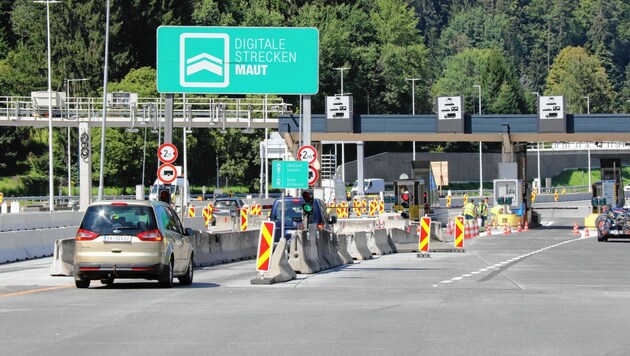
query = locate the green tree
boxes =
[545,46,615,113]
[432,48,527,115]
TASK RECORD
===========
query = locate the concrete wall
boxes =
[340,151,630,184]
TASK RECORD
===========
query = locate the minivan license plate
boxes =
[103,235,132,242]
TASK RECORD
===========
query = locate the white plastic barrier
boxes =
[1,226,77,264]
[0,231,18,263]
[333,218,377,235]
[0,211,83,232]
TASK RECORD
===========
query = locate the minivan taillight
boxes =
[76,229,98,241]
[136,229,163,242]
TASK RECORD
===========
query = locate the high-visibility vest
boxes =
[463,202,475,216]
[478,202,488,217]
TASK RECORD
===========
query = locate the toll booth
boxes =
[493,179,524,215]
[411,161,440,210]
[591,180,618,213]
[393,179,424,220]
[596,158,624,208]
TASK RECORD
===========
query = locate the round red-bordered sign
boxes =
[157,163,177,184]
[298,145,317,165]
[157,143,178,164]
[308,165,319,186]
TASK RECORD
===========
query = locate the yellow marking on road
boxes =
[0,284,73,299]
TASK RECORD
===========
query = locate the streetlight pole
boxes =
[65,78,88,199]
[406,77,420,161]
[98,0,110,201]
[333,67,349,96]
[473,84,482,197]
[584,96,591,192]
[34,0,60,212]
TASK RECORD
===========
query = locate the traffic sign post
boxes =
[417,216,431,258]
[157,26,319,94]
[272,161,308,189]
[157,163,177,184]
[256,221,275,273]
[158,143,178,164]
[298,145,317,165]
[307,165,319,187]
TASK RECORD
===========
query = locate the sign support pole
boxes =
[302,95,311,147]
[280,190,285,245]
[164,94,173,144]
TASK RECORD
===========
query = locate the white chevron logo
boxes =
[186,53,223,76]
[180,33,230,88]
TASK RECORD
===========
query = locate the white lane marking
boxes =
[437,235,587,285]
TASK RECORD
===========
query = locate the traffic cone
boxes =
[474,220,479,238]
[486,223,492,236]
[503,224,508,236]
[584,227,590,237]
[445,218,452,236]
[465,222,471,239]
[507,224,512,235]
[524,221,529,231]
[517,221,523,232]
[573,223,579,235]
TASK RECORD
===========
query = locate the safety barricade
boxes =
[389,227,419,252]
[367,229,393,255]
[288,230,322,274]
[50,237,76,276]
[336,234,354,265]
[318,229,343,269]
[0,231,19,264]
[346,231,372,260]
[220,230,258,262]
[251,237,296,285]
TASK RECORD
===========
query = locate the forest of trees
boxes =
[0,0,629,193]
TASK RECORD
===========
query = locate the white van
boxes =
[148,177,190,206]
[351,178,385,196]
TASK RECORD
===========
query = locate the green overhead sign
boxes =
[272,161,308,189]
[157,26,319,94]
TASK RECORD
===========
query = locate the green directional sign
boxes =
[272,161,308,189]
[157,26,319,94]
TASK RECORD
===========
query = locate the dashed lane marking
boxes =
[436,233,589,286]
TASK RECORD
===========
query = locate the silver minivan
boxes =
[73,200,194,288]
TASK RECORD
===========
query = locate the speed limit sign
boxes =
[298,145,317,165]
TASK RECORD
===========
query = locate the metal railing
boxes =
[0,95,291,129]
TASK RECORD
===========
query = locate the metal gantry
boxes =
[0,95,291,129]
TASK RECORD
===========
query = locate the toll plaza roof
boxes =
[278,113,630,142]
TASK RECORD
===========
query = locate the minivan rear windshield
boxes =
[271,200,304,221]
[81,205,158,234]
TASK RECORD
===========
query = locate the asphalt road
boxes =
[1,216,630,355]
